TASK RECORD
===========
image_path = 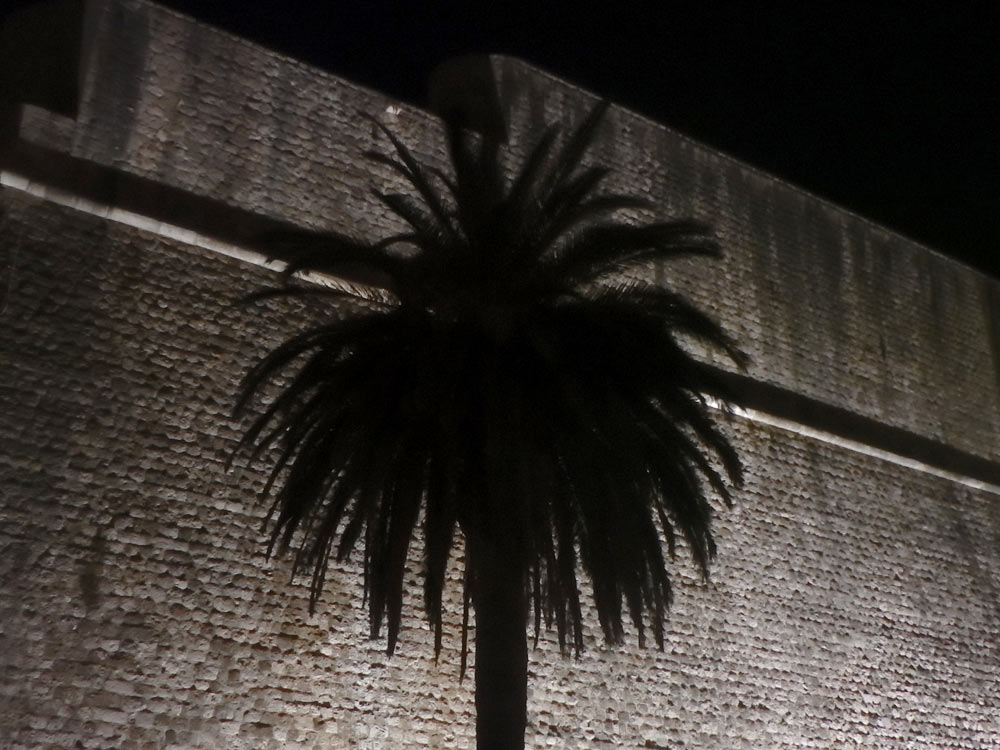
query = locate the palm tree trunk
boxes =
[470,535,528,750]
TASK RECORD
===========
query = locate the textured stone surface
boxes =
[13,1,999,463]
[480,57,1000,465]
[2,181,998,750]
[15,0,438,242]
[0,192,474,749]
[1,1,999,748]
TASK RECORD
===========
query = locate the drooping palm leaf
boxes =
[234,102,746,667]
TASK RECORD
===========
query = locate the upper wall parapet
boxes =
[2,0,997,473]
[2,0,443,242]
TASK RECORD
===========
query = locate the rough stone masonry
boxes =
[1,1,998,748]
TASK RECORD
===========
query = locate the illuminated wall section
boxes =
[2,2,997,748]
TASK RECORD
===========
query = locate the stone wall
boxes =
[474,57,1000,467]
[10,2,998,466]
[1,1,998,748]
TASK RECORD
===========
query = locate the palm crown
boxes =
[234,101,745,669]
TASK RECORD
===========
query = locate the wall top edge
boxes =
[0,1,991,286]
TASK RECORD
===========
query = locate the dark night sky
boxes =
[11,0,1000,279]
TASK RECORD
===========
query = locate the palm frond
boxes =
[364,115,459,241]
[234,101,746,664]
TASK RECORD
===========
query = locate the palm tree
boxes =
[233,101,746,750]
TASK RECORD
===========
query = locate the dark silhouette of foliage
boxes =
[233,101,745,750]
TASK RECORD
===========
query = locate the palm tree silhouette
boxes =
[233,101,746,750]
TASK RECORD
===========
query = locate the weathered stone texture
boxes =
[15,3,998,463]
[0,192,475,749]
[2,190,998,748]
[2,1,999,748]
[16,0,443,242]
[481,57,1000,465]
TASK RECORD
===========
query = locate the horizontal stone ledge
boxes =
[3,150,996,496]
[0,129,388,295]
[705,369,1000,495]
